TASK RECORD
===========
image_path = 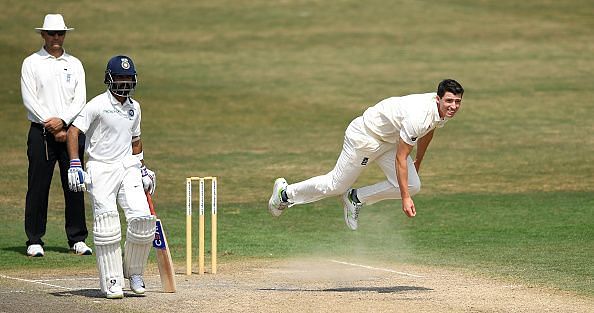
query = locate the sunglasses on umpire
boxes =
[45,30,66,36]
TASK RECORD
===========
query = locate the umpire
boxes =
[20,14,92,257]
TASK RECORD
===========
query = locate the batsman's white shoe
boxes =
[105,285,124,299]
[26,244,44,257]
[129,275,146,295]
[341,189,362,231]
[70,242,93,255]
[268,178,290,217]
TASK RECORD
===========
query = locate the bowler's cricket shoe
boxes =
[70,241,93,255]
[129,275,146,295]
[341,189,362,231]
[268,178,290,217]
[106,285,124,299]
[26,244,44,257]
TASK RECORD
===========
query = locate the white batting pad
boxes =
[93,211,123,293]
[123,215,156,278]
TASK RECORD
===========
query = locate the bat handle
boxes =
[146,191,157,216]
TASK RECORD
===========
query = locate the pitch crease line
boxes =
[0,274,74,290]
[36,277,96,282]
[328,259,425,278]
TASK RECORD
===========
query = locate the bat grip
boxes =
[146,191,157,216]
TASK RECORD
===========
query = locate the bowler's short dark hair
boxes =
[437,79,464,97]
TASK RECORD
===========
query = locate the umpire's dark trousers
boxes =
[25,123,88,248]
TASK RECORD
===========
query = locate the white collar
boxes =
[107,90,131,106]
[38,46,67,60]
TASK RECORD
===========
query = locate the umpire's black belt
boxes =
[30,122,70,130]
[30,122,45,130]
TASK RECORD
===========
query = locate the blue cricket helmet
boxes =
[104,55,138,97]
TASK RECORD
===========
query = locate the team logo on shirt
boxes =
[128,109,135,117]
[411,137,417,142]
[361,157,369,166]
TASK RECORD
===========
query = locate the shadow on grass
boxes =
[2,246,71,256]
[260,285,432,294]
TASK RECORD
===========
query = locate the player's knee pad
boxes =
[93,211,124,293]
[123,215,156,278]
[94,211,121,245]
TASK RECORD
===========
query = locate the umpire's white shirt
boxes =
[73,91,141,163]
[21,47,86,124]
[362,92,447,146]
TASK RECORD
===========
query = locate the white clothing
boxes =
[123,216,157,278]
[86,158,149,218]
[362,92,447,146]
[72,91,148,218]
[73,91,141,163]
[286,117,420,205]
[21,47,86,124]
[286,93,447,205]
[73,89,152,297]
[93,211,124,294]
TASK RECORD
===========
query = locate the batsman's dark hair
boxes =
[437,79,464,97]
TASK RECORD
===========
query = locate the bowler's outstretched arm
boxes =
[396,139,415,217]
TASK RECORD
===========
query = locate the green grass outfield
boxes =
[1,0,592,295]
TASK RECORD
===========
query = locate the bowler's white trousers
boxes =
[86,155,150,219]
[286,116,421,205]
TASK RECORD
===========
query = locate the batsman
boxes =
[66,55,156,299]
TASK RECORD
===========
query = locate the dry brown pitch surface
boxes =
[1,258,592,313]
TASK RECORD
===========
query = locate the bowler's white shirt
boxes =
[21,47,86,124]
[72,91,141,163]
[362,92,448,146]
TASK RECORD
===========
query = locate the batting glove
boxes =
[141,164,156,195]
[68,159,88,192]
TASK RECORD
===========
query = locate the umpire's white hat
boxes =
[35,14,74,33]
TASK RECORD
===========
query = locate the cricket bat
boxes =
[146,192,177,293]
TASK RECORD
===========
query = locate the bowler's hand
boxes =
[68,159,88,192]
[402,197,416,217]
